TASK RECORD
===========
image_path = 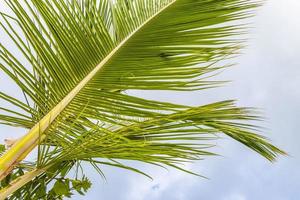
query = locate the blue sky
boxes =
[0,1,299,200]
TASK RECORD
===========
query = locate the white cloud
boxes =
[125,164,196,200]
[222,193,247,200]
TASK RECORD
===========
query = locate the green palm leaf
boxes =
[0,0,284,198]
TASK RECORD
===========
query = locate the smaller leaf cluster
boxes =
[49,176,91,199]
[0,162,91,200]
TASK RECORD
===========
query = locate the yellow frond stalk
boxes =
[0,0,176,185]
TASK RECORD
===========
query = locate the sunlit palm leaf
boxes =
[0,0,284,198]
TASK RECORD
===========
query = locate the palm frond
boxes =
[0,0,284,198]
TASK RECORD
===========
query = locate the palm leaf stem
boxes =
[0,167,47,200]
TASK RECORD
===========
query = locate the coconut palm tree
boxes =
[0,0,285,199]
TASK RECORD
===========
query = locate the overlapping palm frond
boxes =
[0,0,284,199]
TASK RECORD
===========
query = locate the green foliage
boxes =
[0,162,91,199]
[71,176,92,195]
[0,0,284,198]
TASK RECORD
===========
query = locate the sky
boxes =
[1,0,300,200]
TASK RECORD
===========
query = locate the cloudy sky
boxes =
[0,0,299,200]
